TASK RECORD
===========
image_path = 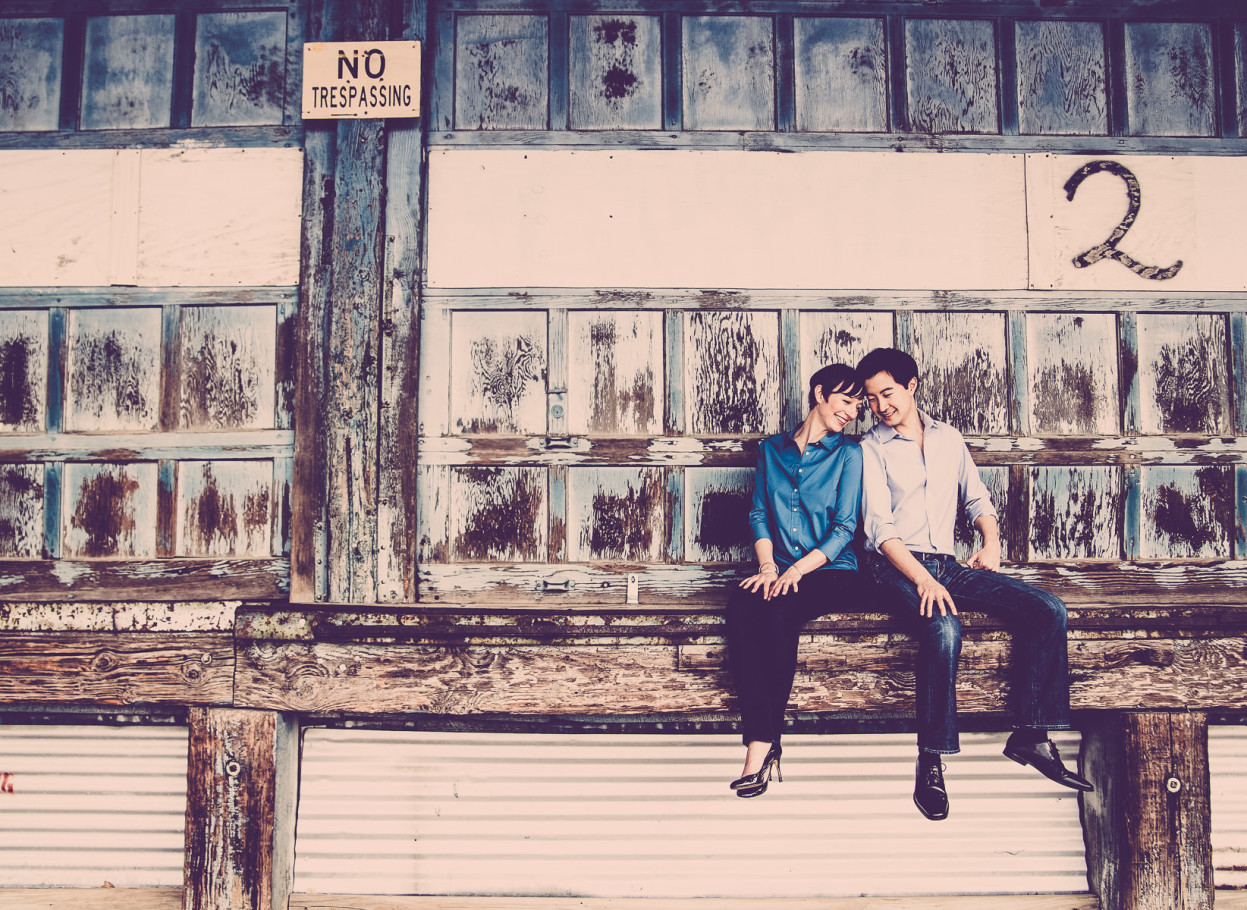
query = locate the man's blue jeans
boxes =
[869,553,1072,755]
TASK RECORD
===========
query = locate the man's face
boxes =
[863,371,918,428]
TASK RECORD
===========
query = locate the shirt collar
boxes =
[785,428,844,452]
[876,409,938,443]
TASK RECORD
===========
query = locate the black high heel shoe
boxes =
[730,743,782,798]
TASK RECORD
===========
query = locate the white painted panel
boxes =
[295,729,1089,898]
[0,151,116,286]
[136,148,303,286]
[0,724,187,888]
[427,150,1028,290]
[1211,724,1247,889]
[1027,154,1247,291]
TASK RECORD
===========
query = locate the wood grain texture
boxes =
[0,18,63,131]
[184,708,297,910]
[449,467,547,562]
[192,11,287,127]
[567,467,666,562]
[176,460,273,558]
[911,312,1008,434]
[0,308,47,433]
[684,310,781,435]
[0,889,183,909]
[1030,467,1123,559]
[80,14,174,130]
[284,896,1101,910]
[683,467,753,562]
[1027,313,1119,435]
[1137,314,1229,435]
[568,15,661,130]
[905,18,998,134]
[682,16,775,131]
[62,462,157,558]
[1238,24,1247,142]
[455,14,548,129]
[0,631,233,705]
[178,305,276,431]
[567,310,662,435]
[793,16,886,132]
[0,558,288,602]
[1015,20,1106,136]
[451,310,547,434]
[64,308,160,432]
[0,464,43,558]
[1125,22,1216,138]
[1140,465,1231,559]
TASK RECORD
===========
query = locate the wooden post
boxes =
[1081,711,1213,910]
[184,707,299,910]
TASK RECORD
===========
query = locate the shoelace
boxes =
[921,762,946,788]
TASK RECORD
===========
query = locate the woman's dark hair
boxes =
[807,363,864,410]
[856,347,919,388]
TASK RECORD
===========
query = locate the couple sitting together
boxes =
[725,347,1092,819]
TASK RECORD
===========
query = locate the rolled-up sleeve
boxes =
[748,442,772,542]
[813,443,861,562]
[957,438,997,525]
[860,437,897,551]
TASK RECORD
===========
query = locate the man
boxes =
[855,347,1091,821]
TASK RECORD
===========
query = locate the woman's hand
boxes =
[739,563,780,597]
[765,565,803,600]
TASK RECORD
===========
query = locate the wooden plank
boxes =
[1237,23,1247,140]
[911,312,1009,435]
[0,18,64,132]
[661,11,681,131]
[0,430,293,462]
[0,558,288,602]
[664,310,683,434]
[793,16,886,132]
[567,311,662,436]
[0,288,299,310]
[80,14,174,130]
[454,14,549,129]
[1015,20,1106,136]
[683,466,753,562]
[62,462,158,558]
[2,600,234,633]
[681,15,775,130]
[451,310,548,434]
[568,14,661,130]
[1124,22,1216,138]
[1027,313,1119,435]
[1137,314,1229,435]
[1139,466,1232,559]
[685,310,781,435]
[904,18,998,134]
[1030,466,1123,560]
[64,307,160,432]
[177,305,277,431]
[0,631,233,704]
[0,309,48,433]
[416,464,450,564]
[192,11,288,127]
[0,464,44,558]
[0,889,182,910]
[449,467,547,562]
[184,708,297,910]
[176,460,274,558]
[286,896,1101,910]
[566,467,665,562]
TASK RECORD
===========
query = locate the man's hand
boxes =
[968,541,1001,572]
[916,573,957,617]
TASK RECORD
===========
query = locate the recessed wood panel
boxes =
[569,15,660,130]
[62,462,158,558]
[911,312,1008,435]
[905,18,998,134]
[0,464,44,558]
[64,308,161,433]
[1015,20,1106,136]
[193,11,287,127]
[567,467,665,561]
[1238,25,1247,139]
[1030,466,1122,559]
[1125,22,1216,137]
[179,305,276,431]
[567,310,662,435]
[1141,466,1231,559]
[449,467,546,562]
[682,16,775,131]
[794,17,886,132]
[455,14,548,129]
[685,467,753,562]
[1137,314,1228,435]
[450,311,547,434]
[0,18,63,132]
[81,15,174,130]
[954,465,1009,562]
[177,460,272,557]
[799,310,892,435]
[1027,313,1119,435]
[0,309,48,434]
[685,311,781,435]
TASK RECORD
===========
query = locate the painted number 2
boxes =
[1064,160,1183,280]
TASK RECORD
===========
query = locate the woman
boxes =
[725,363,865,798]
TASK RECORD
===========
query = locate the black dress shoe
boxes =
[1004,733,1094,792]
[913,756,949,820]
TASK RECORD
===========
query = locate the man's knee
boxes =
[921,613,962,659]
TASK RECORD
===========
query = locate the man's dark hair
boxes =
[807,363,864,410]
[856,347,919,388]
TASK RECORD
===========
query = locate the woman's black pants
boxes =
[725,569,862,745]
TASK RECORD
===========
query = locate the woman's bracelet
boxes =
[758,562,778,575]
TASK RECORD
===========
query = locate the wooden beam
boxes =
[1081,711,1214,910]
[184,708,298,910]
[0,558,289,602]
[287,895,1102,910]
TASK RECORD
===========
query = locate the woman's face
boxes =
[815,384,864,433]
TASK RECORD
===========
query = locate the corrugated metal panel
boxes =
[295,730,1089,898]
[0,724,187,888]
[1211,724,1247,890]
